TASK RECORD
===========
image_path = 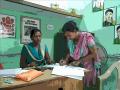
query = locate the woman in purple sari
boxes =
[59,21,101,87]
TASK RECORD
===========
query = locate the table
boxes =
[0,70,84,90]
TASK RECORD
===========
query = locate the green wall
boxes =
[79,0,120,55]
[0,0,81,68]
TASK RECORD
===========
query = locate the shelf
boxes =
[5,0,82,18]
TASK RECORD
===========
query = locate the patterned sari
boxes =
[21,42,48,66]
[68,32,100,87]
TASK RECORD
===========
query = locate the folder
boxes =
[16,69,43,82]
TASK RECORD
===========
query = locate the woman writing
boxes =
[59,21,100,87]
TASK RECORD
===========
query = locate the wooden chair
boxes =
[98,61,120,90]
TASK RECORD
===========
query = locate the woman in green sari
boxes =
[20,29,51,68]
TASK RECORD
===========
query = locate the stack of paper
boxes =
[43,63,60,68]
[52,66,85,80]
[0,68,22,77]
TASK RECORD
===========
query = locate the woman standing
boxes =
[59,21,101,87]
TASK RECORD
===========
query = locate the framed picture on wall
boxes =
[92,0,104,12]
[114,24,120,44]
[0,14,16,38]
[103,7,117,27]
[21,16,40,44]
[117,6,120,24]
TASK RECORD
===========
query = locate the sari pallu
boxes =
[68,32,101,87]
[21,42,48,66]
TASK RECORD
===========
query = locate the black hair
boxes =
[116,25,120,31]
[62,21,79,33]
[105,9,113,15]
[30,28,41,39]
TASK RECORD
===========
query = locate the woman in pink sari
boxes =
[59,21,101,88]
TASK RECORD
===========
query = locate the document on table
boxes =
[65,75,83,80]
[52,66,85,80]
[43,63,60,68]
[0,68,22,77]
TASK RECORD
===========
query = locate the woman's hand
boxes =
[69,61,81,66]
[28,62,36,67]
[46,59,53,64]
[59,59,67,66]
